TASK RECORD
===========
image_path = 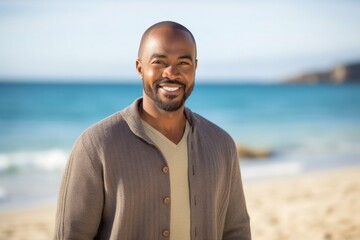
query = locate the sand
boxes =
[244,167,360,240]
[0,206,56,240]
[0,166,359,240]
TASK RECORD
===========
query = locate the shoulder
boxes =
[79,110,129,149]
[191,111,235,145]
[189,110,239,168]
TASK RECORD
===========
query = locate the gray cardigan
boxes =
[54,98,251,239]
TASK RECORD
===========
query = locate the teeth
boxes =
[162,86,180,92]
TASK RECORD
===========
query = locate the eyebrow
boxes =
[150,54,193,61]
[150,54,167,59]
[179,55,193,61]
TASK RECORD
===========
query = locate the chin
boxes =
[155,98,185,112]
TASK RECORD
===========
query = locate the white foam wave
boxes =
[0,187,7,200]
[0,149,68,173]
[279,137,360,159]
[242,161,303,180]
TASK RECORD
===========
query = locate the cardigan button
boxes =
[162,229,170,237]
[163,196,171,204]
[162,166,169,174]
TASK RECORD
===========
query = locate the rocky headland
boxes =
[236,144,272,159]
[285,62,360,84]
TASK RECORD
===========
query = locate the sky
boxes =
[1,0,360,83]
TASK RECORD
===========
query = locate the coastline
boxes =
[0,166,359,239]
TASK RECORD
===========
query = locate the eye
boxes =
[152,60,165,65]
[178,61,190,65]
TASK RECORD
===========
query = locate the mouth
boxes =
[156,80,185,95]
[159,84,182,92]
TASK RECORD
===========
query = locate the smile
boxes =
[162,86,180,92]
[158,82,184,93]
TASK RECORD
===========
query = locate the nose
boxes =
[162,65,180,80]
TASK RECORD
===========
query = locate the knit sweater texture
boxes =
[54,98,251,240]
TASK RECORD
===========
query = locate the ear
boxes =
[195,59,198,70]
[136,59,143,79]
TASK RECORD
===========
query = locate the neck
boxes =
[140,97,187,144]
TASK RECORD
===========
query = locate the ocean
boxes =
[0,82,360,210]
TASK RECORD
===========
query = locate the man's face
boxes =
[136,27,197,112]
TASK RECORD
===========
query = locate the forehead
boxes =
[142,27,196,59]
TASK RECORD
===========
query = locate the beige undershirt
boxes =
[142,120,191,240]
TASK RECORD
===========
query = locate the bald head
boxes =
[137,21,197,59]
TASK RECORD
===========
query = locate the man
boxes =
[54,21,251,239]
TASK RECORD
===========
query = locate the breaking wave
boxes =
[0,149,68,173]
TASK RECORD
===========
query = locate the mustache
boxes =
[154,79,186,88]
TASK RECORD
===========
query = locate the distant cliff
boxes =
[285,62,360,84]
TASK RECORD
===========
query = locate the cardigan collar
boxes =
[121,97,197,143]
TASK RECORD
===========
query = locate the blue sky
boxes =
[1,0,360,82]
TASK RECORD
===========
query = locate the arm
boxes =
[222,140,251,240]
[54,136,104,239]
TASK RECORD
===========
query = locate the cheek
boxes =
[183,67,196,77]
[185,70,196,83]
[144,67,158,79]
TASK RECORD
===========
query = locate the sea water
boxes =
[0,82,360,209]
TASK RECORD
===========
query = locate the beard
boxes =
[143,78,194,112]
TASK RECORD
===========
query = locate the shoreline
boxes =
[0,166,359,239]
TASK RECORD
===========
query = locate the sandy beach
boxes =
[0,167,359,240]
[244,167,360,240]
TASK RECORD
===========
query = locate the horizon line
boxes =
[0,76,283,84]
